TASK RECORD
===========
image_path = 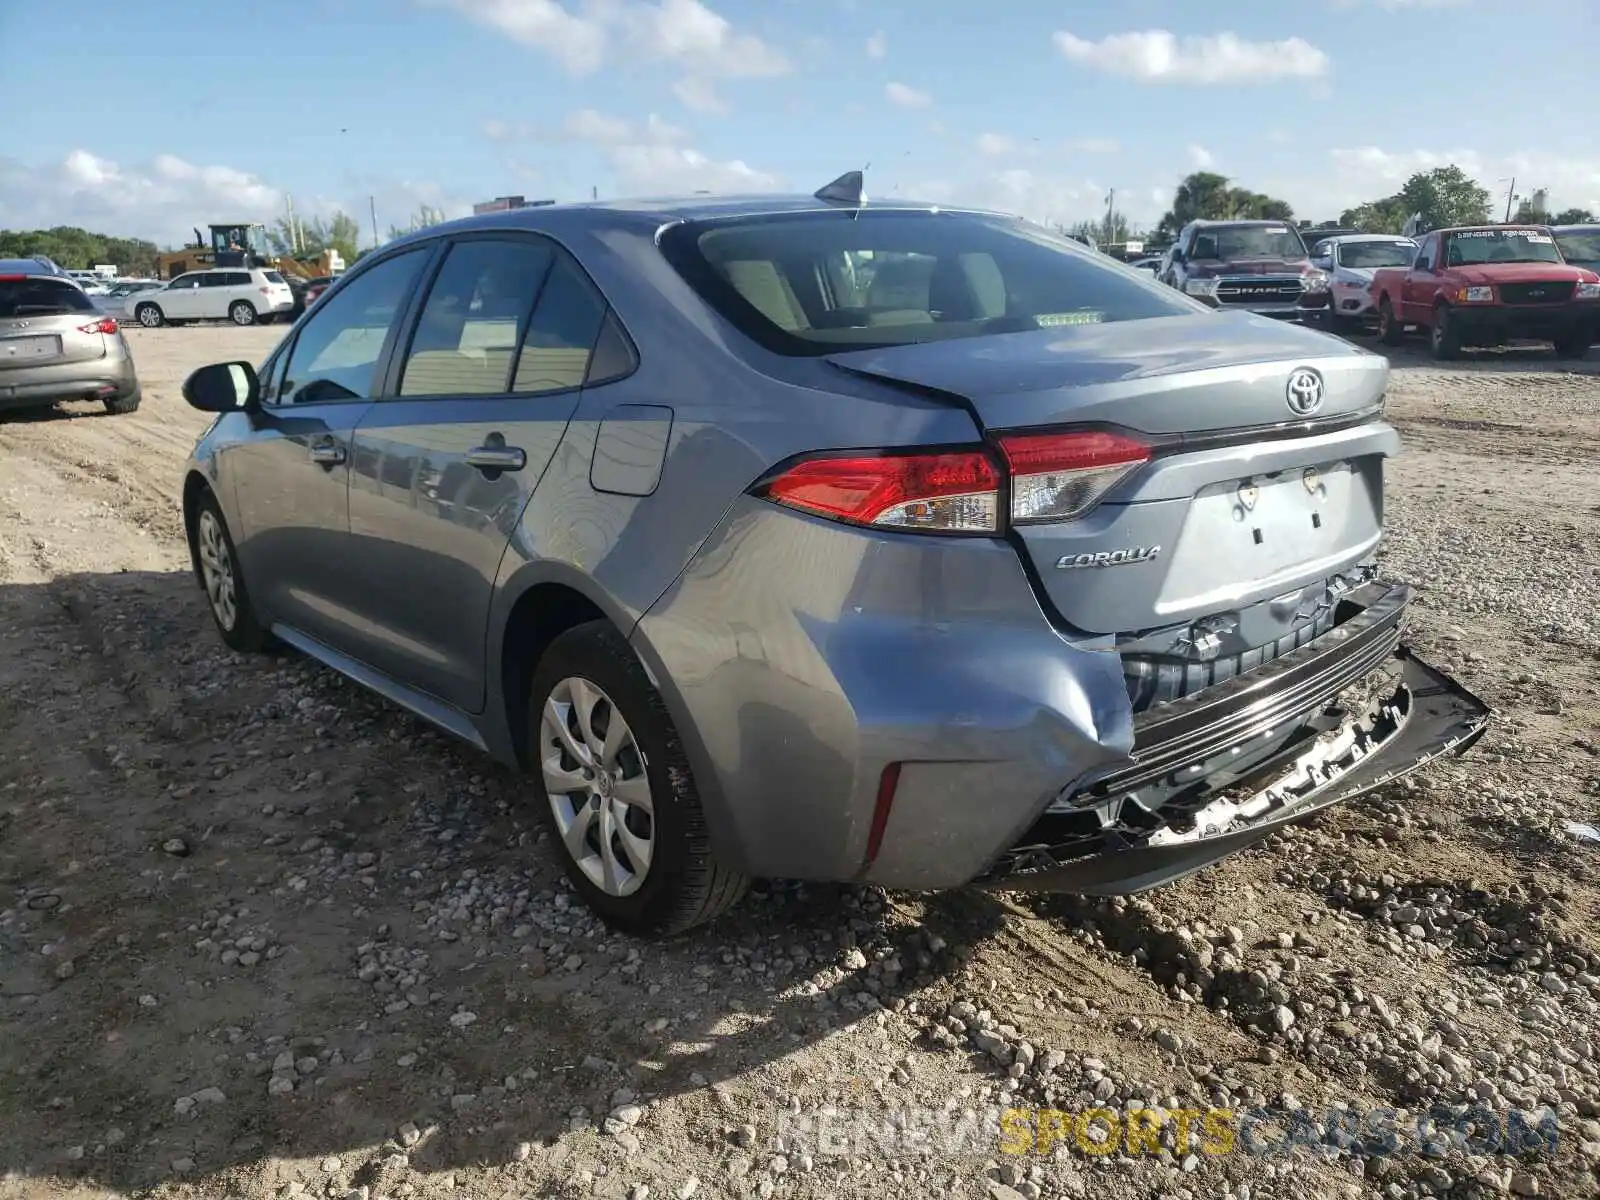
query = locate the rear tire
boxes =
[104,386,141,415]
[135,303,164,329]
[1553,332,1592,360]
[527,620,749,937]
[190,490,275,654]
[229,301,257,327]
[1429,304,1462,360]
[1378,299,1405,345]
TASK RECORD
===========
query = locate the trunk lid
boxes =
[827,315,1393,636]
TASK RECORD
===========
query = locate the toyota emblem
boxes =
[1285,367,1325,417]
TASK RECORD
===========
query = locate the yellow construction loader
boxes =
[155,223,345,281]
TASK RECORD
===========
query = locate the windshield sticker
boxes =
[1524,233,1554,243]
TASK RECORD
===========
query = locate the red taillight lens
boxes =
[997,430,1150,524]
[78,317,119,335]
[759,449,1001,533]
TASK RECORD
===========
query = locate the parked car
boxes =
[130,267,295,328]
[1159,219,1324,321]
[1306,235,1418,332]
[302,275,335,310]
[1553,224,1600,274]
[0,259,141,416]
[1369,225,1600,359]
[95,279,165,313]
[176,187,1488,935]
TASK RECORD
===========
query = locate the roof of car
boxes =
[1431,224,1550,236]
[0,257,74,277]
[1312,233,1417,244]
[1552,223,1600,233]
[380,192,1018,251]
[1188,218,1295,228]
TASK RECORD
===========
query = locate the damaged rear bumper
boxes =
[980,582,1490,895]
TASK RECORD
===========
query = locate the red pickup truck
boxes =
[1369,225,1600,359]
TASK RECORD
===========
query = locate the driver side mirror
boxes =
[1312,256,1332,271]
[1414,259,1431,272]
[183,361,260,413]
[1169,248,1185,265]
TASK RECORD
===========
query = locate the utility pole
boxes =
[285,194,301,253]
[370,196,380,249]
[1104,188,1115,245]
[1503,176,1516,223]
[591,185,598,201]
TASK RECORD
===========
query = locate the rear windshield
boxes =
[1554,228,1600,263]
[1444,229,1562,266]
[0,276,96,318]
[657,209,1195,356]
[263,270,286,284]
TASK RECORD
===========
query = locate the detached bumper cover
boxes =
[982,584,1489,895]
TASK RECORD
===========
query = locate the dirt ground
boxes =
[1,325,1598,1200]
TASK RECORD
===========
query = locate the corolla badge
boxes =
[1056,546,1161,569]
[1285,367,1325,417]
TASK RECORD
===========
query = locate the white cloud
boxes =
[1053,28,1330,84]
[425,0,789,84]
[865,30,886,58]
[885,81,932,108]
[0,149,474,249]
[424,0,608,72]
[1188,144,1215,169]
[673,77,727,114]
[976,133,1016,158]
[1267,145,1600,221]
[498,107,775,195]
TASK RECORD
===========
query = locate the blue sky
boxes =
[1,0,1595,247]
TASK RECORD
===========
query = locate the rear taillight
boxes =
[78,317,119,335]
[259,287,272,296]
[758,449,1001,533]
[754,429,1150,535]
[997,430,1150,524]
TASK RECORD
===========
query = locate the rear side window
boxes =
[399,239,554,397]
[0,276,96,317]
[512,255,606,393]
[658,209,1193,356]
[263,270,286,284]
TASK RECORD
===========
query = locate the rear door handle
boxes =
[464,444,526,472]
[308,439,347,466]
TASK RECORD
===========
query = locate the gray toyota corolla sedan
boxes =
[178,175,1488,936]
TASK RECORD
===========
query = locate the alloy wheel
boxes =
[196,510,238,631]
[539,676,654,897]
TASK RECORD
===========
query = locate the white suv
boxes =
[128,268,295,328]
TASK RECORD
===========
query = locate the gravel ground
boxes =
[1,326,1597,1200]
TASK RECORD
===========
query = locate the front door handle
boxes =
[464,443,526,473]
[308,439,347,466]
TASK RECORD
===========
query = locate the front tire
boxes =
[1429,304,1462,360]
[229,301,257,327]
[190,490,274,654]
[1553,332,1592,360]
[135,302,164,329]
[1378,299,1405,345]
[527,621,749,937]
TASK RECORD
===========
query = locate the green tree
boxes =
[267,210,363,264]
[386,205,448,241]
[1154,173,1296,240]
[0,226,160,275]
[1340,167,1492,234]
[1550,207,1596,224]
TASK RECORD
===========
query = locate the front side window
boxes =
[1444,228,1562,267]
[658,209,1193,356]
[399,239,553,397]
[278,248,429,405]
